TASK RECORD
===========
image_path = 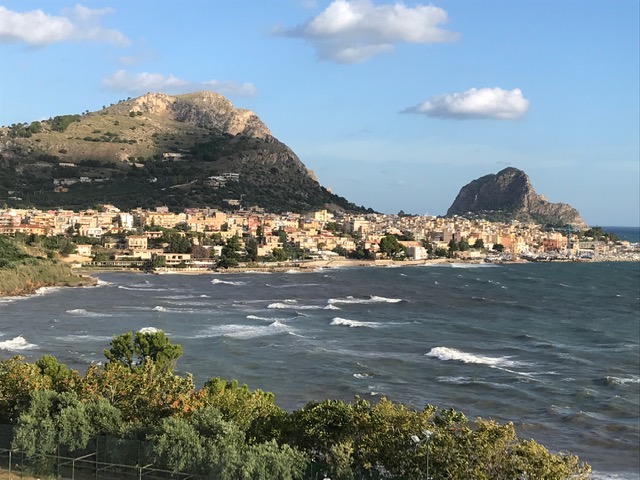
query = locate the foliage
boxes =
[493,243,505,252]
[0,333,590,479]
[379,235,406,259]
[581,226,619,242]
[49,114,81,132]
[217,234,242,268]
[104,331,183,372]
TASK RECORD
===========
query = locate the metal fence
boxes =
[0,425,206,480]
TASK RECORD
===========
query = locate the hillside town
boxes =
[0,205,638,270]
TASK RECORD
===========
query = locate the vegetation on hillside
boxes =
[0,235,92,296]
[0,331,591,479]
[0,96,368,214]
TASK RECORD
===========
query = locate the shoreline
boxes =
[1,255,637,298]
[79,254,637,277]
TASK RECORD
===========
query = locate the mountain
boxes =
[0,91,366,213]
[447,167,587,228]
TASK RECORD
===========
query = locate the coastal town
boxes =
[1,205,637,271]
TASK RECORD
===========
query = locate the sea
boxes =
[0,261,639,479]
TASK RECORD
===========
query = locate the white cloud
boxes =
[281,0,458,63]
[102,70,257,97]
[0,4,129,47]
[406,87,530,120]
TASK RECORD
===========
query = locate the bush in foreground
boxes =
[0,331,591,479]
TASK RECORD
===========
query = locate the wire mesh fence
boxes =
[0,425,206,480]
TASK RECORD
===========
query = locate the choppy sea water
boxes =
[1,262,638,479]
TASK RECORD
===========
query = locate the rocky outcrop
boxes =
[130,91,271,138]
[447,167,587,228]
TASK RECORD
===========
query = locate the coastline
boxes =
[0,271,98,298]
[2,254,637,298]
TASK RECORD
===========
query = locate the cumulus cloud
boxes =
[0,4,129,47]
[280,0,458,63]
[102,70,257,97]
[405,87,530,120]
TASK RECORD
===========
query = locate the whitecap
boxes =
[0,335,37,351]
[66,308,112,317]
[267,302,322,310]
[58,334,113,342]
[118,286,167,291]
[328,295,402,305]
[450,263,497,269]
[324,304,340,310]
[426,346,520,367]
[153,306,167,312]
[330,317,380,328]
[603,375,640,386]
[211,278,246,286]
[138,327,162,334]
[196,322,290,340]
[353,373,373,379]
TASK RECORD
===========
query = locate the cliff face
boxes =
[130,92,272,139]
[447,167,587,228]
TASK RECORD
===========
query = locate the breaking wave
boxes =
[426,346,520,367]
[211,278,246,286]
[328,295,402,305]
[267,302,323,310]
[139,327,161,334]
[66,308,112,317]
[330,317,380,328]
[0,335,37,351]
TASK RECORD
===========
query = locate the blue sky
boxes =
[1,1,638,226]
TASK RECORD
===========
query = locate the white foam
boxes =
[324,304,340,310]
[211,278,246,286]
[267,302,322,310]
[34,286,64,296]
[328,295,402,305]
[606,375,640,385]
[353,373,373,379]
[450,263,497,269]
[66,308,111,317]
[0,335,37,351]
[197,322,290,339]
[138,327,161,334]
[153,306,167,312]
[118,286,167,291]
[426,346,519,367]
[247,314,288,322]
[330,317,379,328]
[58,334,113,342]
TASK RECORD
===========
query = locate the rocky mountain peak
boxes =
[447,167,587,228]
[128,91,271,139]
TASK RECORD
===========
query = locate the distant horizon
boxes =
[0,1,638,226]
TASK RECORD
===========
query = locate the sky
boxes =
[0,1,638,226]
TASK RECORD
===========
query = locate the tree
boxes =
[473,238,485,249]
[217,234,243,268]
[36,355,75,392]
[493,243,505,252]
[448,239,459,257]
[379,235,405,259]
[245,236,258,262]
[104,330,182,372]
